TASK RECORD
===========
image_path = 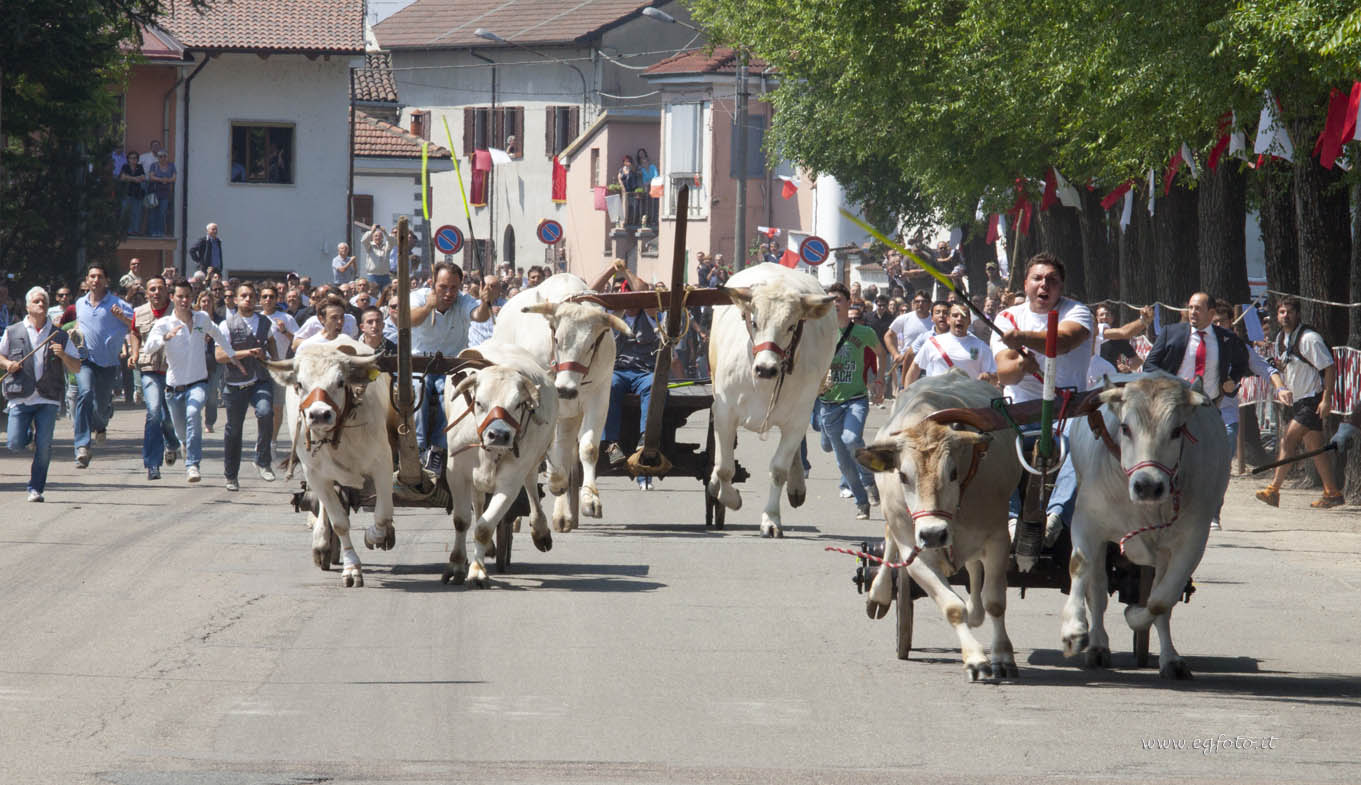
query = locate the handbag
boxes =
[143,191,159,208]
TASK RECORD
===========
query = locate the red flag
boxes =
[551,155,567,203]
[779,232,801,267]
[984,214,999,245]
[1016,200,1033,237]
[1041,168,1059,211]
[1317,83,1361,169]
[469,149,492,207]
[1100,180,1133,210]
[1208,112,1233,171]
[778,175,798,200]
[1162,153,1183,195]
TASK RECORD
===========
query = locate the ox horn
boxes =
[263,358,295,372]
[720,285,754,308]
[453,369,481,400]
[800,293,836,319]
[523,302,557,317]
[603,312,634,338]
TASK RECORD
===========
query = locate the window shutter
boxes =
[463,108,474,157]
[545,107,557,158]
[512,108,524,156]
[493,108,505,149]
[352,194,374,227]
[567,107,579,147]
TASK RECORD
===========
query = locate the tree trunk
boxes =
[961,220,994,301]
[1078,189,1114,302]
[1118,189,1154,324]
[1291,142,1351,345]
[1037,204,1086,301]
[1197,160,1250,304]
[1257,165,1298,300]
[1153,180,1199,309]
[1351,182,1361,349]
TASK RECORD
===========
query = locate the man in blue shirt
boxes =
[73,261,134,467]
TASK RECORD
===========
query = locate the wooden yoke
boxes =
[629,184,689,476]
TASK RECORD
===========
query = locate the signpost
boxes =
[433,224,464,256]
[798,235,830,266]
[536,219,564,245]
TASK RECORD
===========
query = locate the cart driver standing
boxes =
[990,252,1093,561]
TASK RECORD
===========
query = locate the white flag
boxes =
[488,147,513,166]
[1053,169,1082,209]
[1180,142,1199,179]
[604,193,622,223]
[1120,190,1133,229]
[1254,91,1294,162]
[1147,169,1156,216]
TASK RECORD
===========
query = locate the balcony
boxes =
[610,191,660,240]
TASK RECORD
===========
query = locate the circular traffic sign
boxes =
[537,219,564,245]
[799,235,830,265]
[433,224,464,255]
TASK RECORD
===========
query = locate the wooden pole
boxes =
[638,185,689,464]
[394,216,423,487]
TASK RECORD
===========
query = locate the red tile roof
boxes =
[353,110,451,159]
[160,0,364,53]
[376,0,657,49]
[353,51,400,104]
[643,47,767,77]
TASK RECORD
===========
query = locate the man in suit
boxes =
[1143,292,1252,529]
[189,222,224,277]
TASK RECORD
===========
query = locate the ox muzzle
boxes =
[912,509,954,550]
[300,387,340,430]
[1127,462,1172,503]
[478,406,523,452]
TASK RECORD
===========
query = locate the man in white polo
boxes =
[409,262,493,465]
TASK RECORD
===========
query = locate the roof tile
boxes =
[643,47,766,77]
[353,109,451,159]
[353,51,400,103]
[376,0,654,49]
[160,0,364,53]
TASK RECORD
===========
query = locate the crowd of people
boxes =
[3,245,1351,525]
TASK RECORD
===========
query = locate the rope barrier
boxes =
[1265,290,1361,309]
[1098,298,1187,313]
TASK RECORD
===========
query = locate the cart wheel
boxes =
[895,566,914,660]
[495,516,513,573]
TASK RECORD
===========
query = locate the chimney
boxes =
[410,110,428,140]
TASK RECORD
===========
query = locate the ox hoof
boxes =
[965,661,994,682]
[342,569,364,588]
[443,559,468,585]
[1061,630,1089,658]
[532,529,552,552]
[708,478,741,510]
[866,600,890,620]
[1085,646,1112,669]
[468,563,489,588]
[787,487,806,508]
[512,518,522,533]
[992,660,1020,679]
[364,524,396,551]
[580,490,602,519]
[1159,658,1194,680]
[759,516,783,539]
[312,546,333,572]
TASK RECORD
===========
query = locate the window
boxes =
[545,106,580,157]
[352,194,374,227]
[664,102,706,219]
[230,123,294,184]
[590,147,600,187]
[462,107,523,155]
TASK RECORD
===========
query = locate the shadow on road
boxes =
[370,560,665,593]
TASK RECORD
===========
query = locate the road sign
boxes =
[433,224,464,255]
[537,219,564,245]
[799,235,830,266]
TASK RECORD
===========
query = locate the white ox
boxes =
[266,336,398,588]
[709,263,836,538]
[492,274,631,532]
[1063,374,1229,679]
[856,371,1023,680]
[441,342,558,587]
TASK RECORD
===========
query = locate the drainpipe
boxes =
[177,54,211,277]
[347,67,356,248]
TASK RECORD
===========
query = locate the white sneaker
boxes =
[187,466,201,483]
[257,464,277,482]
[26,490,43,503]
[1209,517,1221,531]
[225,479,240,492]
[839,487,853,499]
[1008,517,1018,541]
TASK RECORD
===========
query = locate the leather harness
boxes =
[550,327,610,381]
[297,384,365,450]
[751,318,806,375]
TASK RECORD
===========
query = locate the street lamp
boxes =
[641,7,701,31]
[473,28,590,119]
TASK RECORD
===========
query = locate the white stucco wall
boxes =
[182,53,353,279]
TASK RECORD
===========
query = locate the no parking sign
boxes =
[537,219,564,245]
[433,224,464,255]
[799,235,830,266]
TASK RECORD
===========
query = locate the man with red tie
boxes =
[1143,292,1252,528]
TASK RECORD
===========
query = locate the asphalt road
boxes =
[2,401,1360,785]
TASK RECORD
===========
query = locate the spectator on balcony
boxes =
[118,151,147,235]
[139,140,162,170]
[145,150,176,237]
[617,155,640,226]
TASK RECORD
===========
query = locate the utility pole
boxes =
[733,50,748,270]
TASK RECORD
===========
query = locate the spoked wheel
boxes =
[495,515,513,573]
[895,566,914,660]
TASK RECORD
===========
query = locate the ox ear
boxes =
[800,293,836,320]
[1098,375,1125,407]
[721,286,754,310]
[604,312,634,338]
[520,378,547,423]
[336,343,360,356]
[264,358,297,387]
[1188,377,1211,407]
[856,443,900,473]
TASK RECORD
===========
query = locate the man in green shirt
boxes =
[818,282,886,519]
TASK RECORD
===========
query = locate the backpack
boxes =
[1276,324,1324,374]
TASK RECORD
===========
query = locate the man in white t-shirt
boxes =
[908,300,951,355]
[989,253,1092,551]
[906,303,997,383]
[1256,296,1341,509]
[885,291,933,385]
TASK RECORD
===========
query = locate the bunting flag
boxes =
[1315,83,1361,169]
[1208,112,1234,171]
[649,175,664,198]
[488,147,513,166]
[1147,168,1156,215]
[1180,142,1199,179]
[1162,153,1183,195]
[779,231,807,267]
[1254,90,1294,163]
[777,175,798,199]
[1101,180,1134,210]
[984,213,999,245]
[604,192,622,223]
[1053,169,1081,208]
[755,225,781,238]
[1041,168,1059,211]
[551,155,567,204]
[469,149,492,207]
[1016,199,1033,237]
[1119,190,1133,229]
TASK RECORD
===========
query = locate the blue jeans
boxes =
[415,373,447,452]
[819,396,876,505]
[146,194,170,236]
[367,274,391,292]
[1008,426,1078,523]
[74,361,118,452]
[604,369,654,443]
[167,382,208,468]
[7,403,58,493]
[1215,420,1239,519]
[140,372,180,468]
[223,380,274,480]
[120,195,144,234]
